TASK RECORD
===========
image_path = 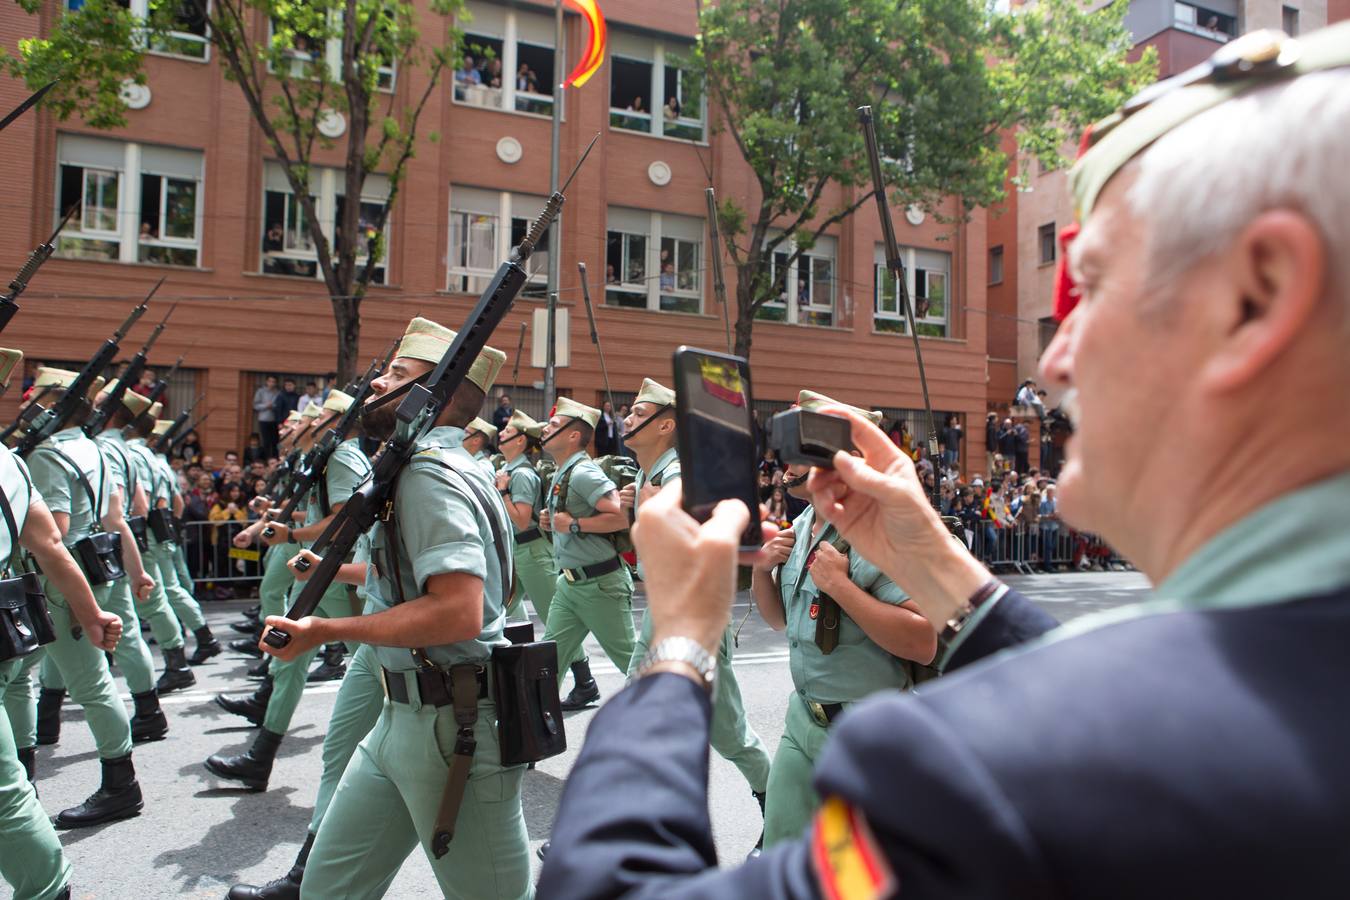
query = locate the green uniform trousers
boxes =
[542,566,635,687]
[260,542,300,619]
[23,578,132,760]
[262,581,358,735]
[44,578,157,696]
[146,540,205,632]
[509,537,556,623]
[0,659,71,900]
[173,542,193,591]
[762,691,832,848]
[628,613,771,794]
[302,697,530,900]
[309,644,384,834]
[2,660,36,749]
[133,540,186,652]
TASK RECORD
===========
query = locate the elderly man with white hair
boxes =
[537,24,1350,900]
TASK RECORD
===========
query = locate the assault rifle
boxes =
[142,344,191,411]
[0,205,77,334]
[0,80,56,134]
[858,105,944,515]
[14,300,149,457]
[260,351,388,539]
[84,282,171,437]
[152,393,204,451]
[268,131,600,644]
[164,406,211,457]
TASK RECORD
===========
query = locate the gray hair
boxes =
[1128,70,1350,313]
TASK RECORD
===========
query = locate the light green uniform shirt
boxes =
[778,504,912,704]
[29,427,110,546]
[0,448,37,567]
[504,454,542,534]
[633,447,680,582]
[94,430,136,497]
[364,426,512,672]
[301,438,371,538]
[124,438,170,507]
[547,451,618,569]
[473,449,496,479]
[945,470,1350,667]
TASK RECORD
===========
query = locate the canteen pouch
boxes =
[814,594,841,655]
[127,515,150,552]
[492,640,566,766]
[0,573,55,662]
[147,508,177,543]
[73,531,125,586]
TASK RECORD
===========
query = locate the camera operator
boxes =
[538,26,1350,899]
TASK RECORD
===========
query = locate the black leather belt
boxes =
[807,700,846,728]
[382,666,488,707]
[516,527,544,544]
[560,555,623,583]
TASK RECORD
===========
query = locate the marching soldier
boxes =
[620,377,773,848]
[1,348,122,900]
[205,390,370,791]
[494,410,557,623]
[259,316,530,899]
[463,416,498,477]
[538,397,636,709]
[19,367,146,828]
[749,390,936,847]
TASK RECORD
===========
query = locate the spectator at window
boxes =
[273,377,301,423]
[627,96,645,114]
[253,375,281,455]
[1014,421,1031,473]
[485,57,503,89]
[457,55,482,85]
[263,222,284,252]
[298,380,322,412]
[319,372,337,402]
[939,413,962,469]
[241,432,266,465]
[758,447,781,481]
[132,368,158,397]
[176,429,202,465]
[492,394,513,432]
[605,264,619,284]
[660,262,676,291]
[767,486,789,528]
[594,401,620,456]
[664,95,681,120]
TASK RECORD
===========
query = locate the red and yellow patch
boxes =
[812,796,897,900]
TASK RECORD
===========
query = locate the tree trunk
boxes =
[734,278,756,359]
[332,296,361,386]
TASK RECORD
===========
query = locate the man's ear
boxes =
[1200,209,1327,393]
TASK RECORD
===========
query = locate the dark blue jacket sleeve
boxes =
[945,588,1058,672]
[537,673,821,899]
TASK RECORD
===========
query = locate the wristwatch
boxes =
[638,636,717,693]
[569,520,582,535]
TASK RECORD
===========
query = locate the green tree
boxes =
[695,0,1155,356]
[5,0,464,382]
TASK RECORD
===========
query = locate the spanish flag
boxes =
[564,0,607,88]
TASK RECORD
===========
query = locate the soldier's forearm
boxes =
[581,510,630,534]
[314,571,483,648]
[831,581,937,665]
[751,568,787,631]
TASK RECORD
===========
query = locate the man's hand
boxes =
[259,615,322,662]
[755,526,795,571]
[633,483,748,655]
[261,522,290,546]
[618,483,636,511]
[288,548,320,582]
[538,509,553,532]
[80,608,123,652]
[133,571,155,602]
[552,510,574,533]
[249,495,271,515]
[495,471,510,492]
[233,526,258,549]
[808,541,849,595]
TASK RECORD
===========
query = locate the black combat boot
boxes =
[35,688,64,745]
[559,660,600,711]
[204,728,283,791]
[246,658,271,679]
[226,831,315,900]
[54,753,144,829]
[130,690,169,743]
[230,635,264,658]
[750,790,767,858]
[188,625,222,665]
[156,646,197,693]
[17,745,36,783]
[53,886,70,899]
[306,643,346,683]
[215,676,272,727]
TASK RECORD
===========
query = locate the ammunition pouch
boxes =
[813,594,841,655]
[73,531,125,586]
[492,639,566,767]
[147,508,177,544]
[0,573,55,663]
[127,515,150,552]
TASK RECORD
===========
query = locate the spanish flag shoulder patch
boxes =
[811,796,897,900]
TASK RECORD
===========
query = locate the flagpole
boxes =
[544,0,564,411]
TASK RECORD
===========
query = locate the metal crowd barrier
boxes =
[176,519,264,596]
[954,519,1132,574]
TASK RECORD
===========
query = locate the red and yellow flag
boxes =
[563,0,607,88]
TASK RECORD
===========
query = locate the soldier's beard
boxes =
[360,402,397,442]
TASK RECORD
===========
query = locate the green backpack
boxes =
[556,454,638,556]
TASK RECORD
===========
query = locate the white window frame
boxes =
[452,4,563,120]
[608,35,706,142]
[446,187,549,296]
[137,171,201,266]
[266,13,396,92]
[757,237,835,326]
[56,137,205,268]
[65,0,211,62]
[604,209,704,314]
[261,164,391,283]
[874,245,951,338]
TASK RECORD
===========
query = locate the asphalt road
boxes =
[9,570,1150,900]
